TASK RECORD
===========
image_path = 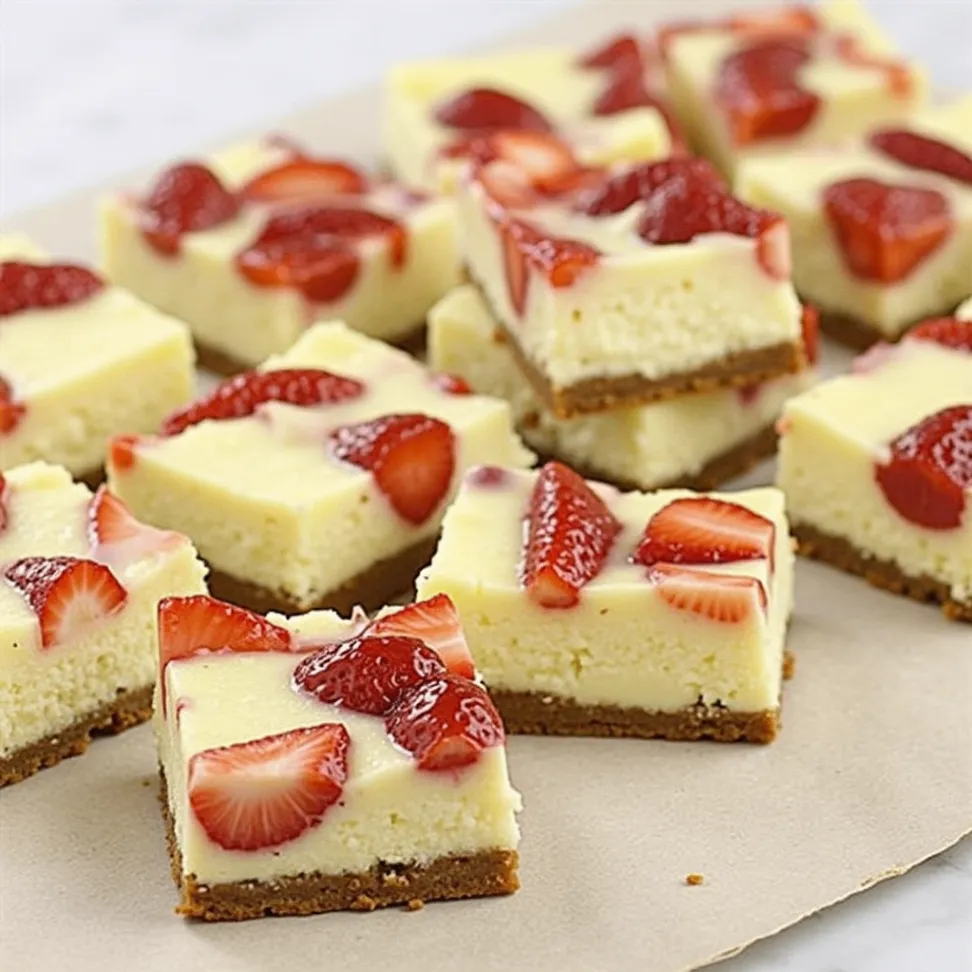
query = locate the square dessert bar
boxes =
[457,151,804,418]
[101,137,462,374]
[107,322,533,616]
[417,463,794,743]
[777,315,972,621]
[737,98,972,348]
[0,235,195,485]
[662,0,927,178]
[156,593,520,920]
[385,33,676,193]
[0,462,206,786]
[429,285,818,491]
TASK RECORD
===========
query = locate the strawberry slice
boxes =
[908,316,972,354]
[108,434,140,472]
[875,405,972,530]
[368,594,476,678]
[430,372,473,396]
[240,159,369,203]
[433,87,552,133]
[0,261,104,317]
[648,563,768,623]
[385,674,504,772]
[801,304,820,365]
[293,634,445,715]
[591,71,658,117]
[330,414,456,525]
[87,487,179,560]
[869,129,972,187]
[521,461,621,609]
[4,557,128,650]
[0,374,25,435]
[500,219,530,315]
[579,33,645,74]
[188,725,349,852]
[823,178,952,284]
[0,473,8,534]
[161,367,364,436]
[633,497,775,570]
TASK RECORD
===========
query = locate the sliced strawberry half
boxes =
[869,129,972,188]
[822,177,952,284]
[188,724,350,852]
[87,487,179,561]
[433,87,552,133]
[161,367,365,436]
[240,159,369,203]
[579,33,645,74]
[0,261,104,317]
[801,304,820,365]
[329,413,456,525]
[908,316,972,354]
[368,594,476,679]
[385,673,504,772]
[520,461,622,609]
[0,374,26,436]
[430,372,473,396]
[4,556,128,650]
[108,434,140,472]
[648,563,768,623]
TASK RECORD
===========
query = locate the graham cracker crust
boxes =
[0,684,153,788]
[159,770,519,921]
[817,309,894,351]
[77,464,106,489]
[206,536,439,617]
[793,522,972,623]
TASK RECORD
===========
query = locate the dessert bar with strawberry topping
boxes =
[0,462,206,786]
[156,592,520,920]
[107,322,532,617]
[457,147,804,417]
[0,235,195,484]
[777,307,972,621]
[737,98,972,348]
[417,462,793,743]
[100,137,462,374]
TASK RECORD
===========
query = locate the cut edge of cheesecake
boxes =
[817,301,971,352]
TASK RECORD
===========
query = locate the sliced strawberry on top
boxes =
[874,405,972,530]
[329,413,456,525]
[240,159,369,203]
[430,372,473,396]
[505,217,600,292]
[500,218,531,315]
[4,556,128,650]
[0,374,26,436]
[520,461,622,609]
[0,261,105,317]
[801,304,820,365]
[869,129,972,187]
[161,367,365,436]
[648,563,768,623]
[108,434,140,472]
[908,316,972,354]
[87,487,180,561]
[385,674,504,772]
[579,33,645,74]
[188,724,350,852]
[368,594,476,679]
[822,177,952,284]
[433,87,552,133]
[591,71,658,117]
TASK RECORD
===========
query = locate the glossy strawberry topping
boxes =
[434,87,552,133]
[0,375,25,436]
[801,304,820,366]
[822,178,952,284]
[908,317,972,353]
[648,563,768,622]
[162,368,365,435]
[430,372,473,395]
[875,405,972,530]
[869,129,972,187]
[240,159,369,202]
[108,434,139,472]
[0,261,105,317]
[579,33,645,74]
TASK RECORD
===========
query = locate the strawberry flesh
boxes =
[430,372,473,396]
[649,563,768,623]
[579,33,644,74]
[0,261,104,317]
[434,87,552,133]
[240,159,369,202]
[0,375,25,435]
[109,434,140,472]
[87,486,177,560]
[801,304,820,365]
[869,129,972,187]
[908,317,972,354]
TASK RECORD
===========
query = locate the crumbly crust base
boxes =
[793,522,972,623]
[0,684,153,788]
[206,536,439,617]
[159,770,519,921]
[816,299,967,352]
[77,465,106,489]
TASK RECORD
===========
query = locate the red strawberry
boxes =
[649,563,768,623]
[385,674,504,772]
[579,33,645,74]
[368,594,476,679]
[801,304,820,365]
[330,414,456,525]
[108,434,140,472]
[4,556,128,650]
[506,217,600,291]
[433,87,552,133]
[874,405,972,530]
[591,71,658,117]
[0,374,25,435]
[500,219,530,315]
[908,317,972,354]
[0,261,104,317]
[188,725,349,851]
[430,372,473,396]
[87,486,178,557]
[139,162,240,256]
[293,635,445,715]
[633,497,775,570]
[479,161,538,208]
[161,367,364,436]
[0,472,8,533]
[823,178,952,284]
[869,129,972,188]
[521,461,621,609]
[240,159,369,202]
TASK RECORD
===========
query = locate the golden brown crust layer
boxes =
[793,522,972,623]
[77,465,106,490]
[816,309,892,351]
[0,685,153,788]
[159,770,519,921]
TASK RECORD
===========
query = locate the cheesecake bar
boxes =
[101,137,461,374]
[107,322,533,616]
[662,0,927,178]
[157,592,520,920]
[0,462,206,786]
[0,235,195,484]
[457,151,804,417]
[417,462,794,743]
[429,284,818,490]
[777,313,972,620]
[737,98,972,348]
[385,33,676,193]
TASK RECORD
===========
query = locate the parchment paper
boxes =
[1,3,970,970]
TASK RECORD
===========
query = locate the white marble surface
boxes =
[0,1,969,969]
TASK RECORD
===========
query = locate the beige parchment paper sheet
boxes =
[1,2,970,970]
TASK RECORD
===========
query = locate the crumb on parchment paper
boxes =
[685,873,704,886]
